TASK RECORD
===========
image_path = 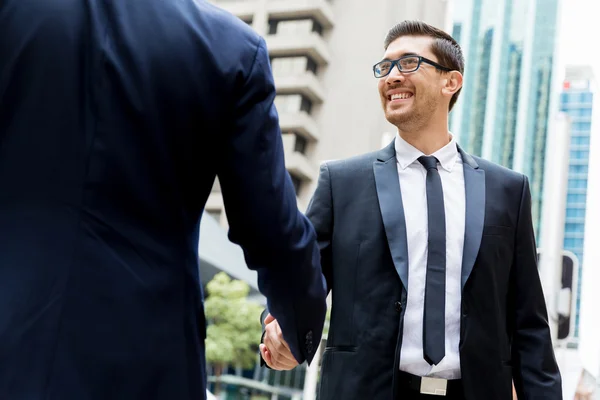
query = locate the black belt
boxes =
[398,370,463,397]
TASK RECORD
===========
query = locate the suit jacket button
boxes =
[395,301,402,312]
[306,331,313,341]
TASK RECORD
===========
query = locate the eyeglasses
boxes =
[373,55,452,78]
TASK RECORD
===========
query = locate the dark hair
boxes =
[384,20,465,111]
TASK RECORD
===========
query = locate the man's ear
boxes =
[442,71,463,97]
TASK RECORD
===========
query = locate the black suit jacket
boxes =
[0,1,327,399]
[307,140,561,400]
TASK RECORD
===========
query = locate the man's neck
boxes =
[398,119,451,155]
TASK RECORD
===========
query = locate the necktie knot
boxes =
[418,155,438,171]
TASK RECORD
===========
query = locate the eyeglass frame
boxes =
[372,55,452,78]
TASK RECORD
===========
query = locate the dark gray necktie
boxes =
[418,155,446,366]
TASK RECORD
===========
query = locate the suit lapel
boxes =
[458,146,486,289]
[373,140,409,290]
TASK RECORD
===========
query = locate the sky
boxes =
[558,0,600,78]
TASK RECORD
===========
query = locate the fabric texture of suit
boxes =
[0,0,327,399]
[307,140,561,400]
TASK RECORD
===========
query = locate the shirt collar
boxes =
[394,133,459,172]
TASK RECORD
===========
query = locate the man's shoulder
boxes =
[321,148,383,174]
[193,0,260,45]
[471,155,525,185]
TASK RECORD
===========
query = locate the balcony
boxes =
[278,111,319,141]
[266,0,334,30]
[212,0,255,22]
[266,32,330,66]
[282,134,316,181]
[274,71,325,104]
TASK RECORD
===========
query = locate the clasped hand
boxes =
[259,313,299,370]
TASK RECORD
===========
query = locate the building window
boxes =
[569,164,588,174]
[300,96,312,113]
[564,237,584,249]
[568,179,588,189]
[565,223,584,233]
[576,107,593,117]
[275,94,313,114]
[293,133,308,154]
[290,174,302,194]
[566,92,593,104]
[560,93,568,104]
[571,136,590,146]
[271,56,318,76]
[570,150,590,159]
[580,92,593,103]
[311,20,323,35]
[306,57,318,74]
[566,208,586,218]
[567,193,587,203]
[268,20,277,35]
[268,18,323,36]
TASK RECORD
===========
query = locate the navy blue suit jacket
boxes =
[309,142,561,400]
[0,1,327,399]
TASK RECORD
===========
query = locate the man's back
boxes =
[0,1,327,399]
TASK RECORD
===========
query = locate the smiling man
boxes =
[260,20,562,400]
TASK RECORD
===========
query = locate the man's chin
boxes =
[385,111,413,127]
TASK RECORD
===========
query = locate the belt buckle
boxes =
[420,376,447,396]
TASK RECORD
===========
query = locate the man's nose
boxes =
[385,66,405,85]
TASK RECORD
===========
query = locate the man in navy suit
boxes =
[0,1,327,399]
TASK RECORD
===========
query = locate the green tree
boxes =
[204,272,263,394]
[323,306,331,337]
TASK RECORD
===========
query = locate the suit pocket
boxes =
[318,348,357,400]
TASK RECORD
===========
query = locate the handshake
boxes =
[259,312,300,371]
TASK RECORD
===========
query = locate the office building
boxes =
[560,65,596,337]
[206,0,451,225]
[449,0,561,237]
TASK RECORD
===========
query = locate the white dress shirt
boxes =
[396,134,466,380]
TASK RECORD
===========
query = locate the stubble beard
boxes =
[385,95,438,132]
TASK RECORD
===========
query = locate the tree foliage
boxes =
[204,272,263,371]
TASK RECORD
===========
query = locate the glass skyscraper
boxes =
[450,0,561,238]
[560,66,595,337]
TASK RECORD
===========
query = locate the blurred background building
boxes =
[559,65,596,339]
[556,64,600,400]
[449,0,561,239]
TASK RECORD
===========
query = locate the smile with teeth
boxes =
[390,93,414,101]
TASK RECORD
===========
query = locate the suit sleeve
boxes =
[259,163,334,368]
[511,175,562,399]
[305,163,334,294]
[217,37,327,365]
